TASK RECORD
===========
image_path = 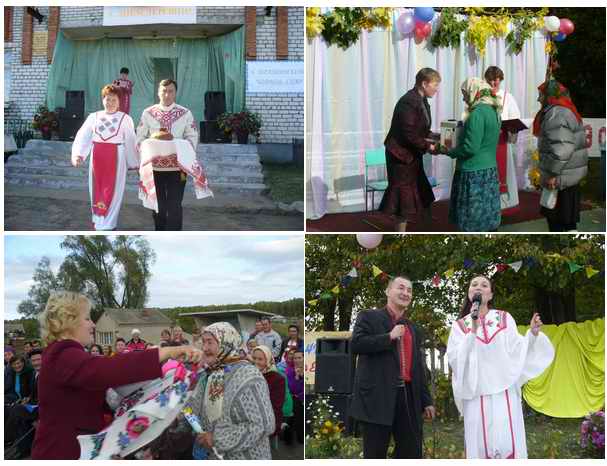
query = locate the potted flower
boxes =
[32,105,59,140]
[217,110,262,144]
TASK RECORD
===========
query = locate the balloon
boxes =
[414,20,431,40]
[554,32,567,42]
[559,18,575,35]
[414,7,435,23]
[544,16,561,32]
[421,22,432,38]
[356,234,383,249]
[396,12,416,35]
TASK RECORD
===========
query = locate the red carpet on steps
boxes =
[306,191,591,232]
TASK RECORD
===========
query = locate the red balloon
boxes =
[560,18,575,35]
[422,22,432,38]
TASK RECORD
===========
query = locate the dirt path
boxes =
[4,186,303,231]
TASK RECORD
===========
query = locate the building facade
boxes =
[4,6,304,144]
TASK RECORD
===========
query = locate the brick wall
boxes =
[5,6,303,143]
[245,7,304,144]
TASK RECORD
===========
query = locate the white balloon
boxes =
[356,234,383,249]
[544,16,561,32]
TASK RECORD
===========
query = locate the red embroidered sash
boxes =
[496,129,508,194]
[92,142,118,216]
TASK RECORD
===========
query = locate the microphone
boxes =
[471,293,482,321]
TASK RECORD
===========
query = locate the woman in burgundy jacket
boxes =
[252,345,286,437]
[380,67,442,232]
[31,292,202,460]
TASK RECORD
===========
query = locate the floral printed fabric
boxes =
[77,361,202,460]
[461,77,502,122]
[449,167,501,232]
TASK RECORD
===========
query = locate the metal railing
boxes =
[4,118,38,149]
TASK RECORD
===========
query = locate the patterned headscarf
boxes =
[202,322,243,424]
[252,345,277,374]
[532,79,582,136]
[460,77,502,121]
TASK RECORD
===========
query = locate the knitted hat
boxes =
[131,329,141,336]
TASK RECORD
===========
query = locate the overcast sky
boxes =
[4,234,304,320]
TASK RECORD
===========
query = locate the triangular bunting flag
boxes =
[308,299,318,306]
[496,264,509,273]
[463,258,474,269]
[509,260,523,273]
[444,268,455,278]
[331,285,340,294]
[340,275,354,287]
[431,273,441,287]
[586,266,599,279]
[347,267,358,278]
[320,291,333,300]
[372,265,383,277]
[546,253,563,260]
[567,261,583,274]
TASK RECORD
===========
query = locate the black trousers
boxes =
[292,397,305,443]
[152,171,187,231]
[361,384,422,459]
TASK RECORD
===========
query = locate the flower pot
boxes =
[236,132,249,144]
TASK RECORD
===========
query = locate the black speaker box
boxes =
[306,393,358,435]
[58,115,84,141]
[65,90,85,119]
[200,120,230,143]
[204,91,226,121]
[314,338,356,394]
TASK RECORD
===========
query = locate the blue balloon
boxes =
[414,7,435,23]
[554,32,567,42]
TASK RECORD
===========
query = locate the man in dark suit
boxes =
[350,275,435,458]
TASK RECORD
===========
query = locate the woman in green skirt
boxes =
[441,77,502,232]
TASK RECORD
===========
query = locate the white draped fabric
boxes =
[446,310,555,458]
[306,10,549,219]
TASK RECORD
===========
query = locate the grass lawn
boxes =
[261,162,304,204]
[306,414,593,459]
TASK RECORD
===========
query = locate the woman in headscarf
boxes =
[174,322,275,460]
[533,79,588,232]
[440,77,502,232]
[252,345,288,439]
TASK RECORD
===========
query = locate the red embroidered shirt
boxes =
[388,307,412,382]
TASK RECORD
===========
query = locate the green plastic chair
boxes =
[364,148,388,212]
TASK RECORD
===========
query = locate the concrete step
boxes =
[5,173,267,194]
[5,164,264,185]
[8,140,267,195]
[6,152,262,174]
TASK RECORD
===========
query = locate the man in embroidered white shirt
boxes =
[136,79,201,230]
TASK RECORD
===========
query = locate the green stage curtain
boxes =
[47,28,245,126]
[518,318,605,418]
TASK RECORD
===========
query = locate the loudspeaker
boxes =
[314,338,356,394]
[200,120,230,143]
[58,115,84,141]
[204,91,226,121]
[65,91,85,119]
[306,393,358,435]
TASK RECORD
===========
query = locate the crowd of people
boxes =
[4,292,304,460]
[381,66,588,232]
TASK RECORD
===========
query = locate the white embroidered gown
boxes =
[447,309,554,458]
[71,111,138,230]
[497,90,522,212]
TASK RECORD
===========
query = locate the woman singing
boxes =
[446,275,554,458]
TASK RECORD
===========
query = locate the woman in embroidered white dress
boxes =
[71,84,138,230]
[447,275,554,459]
[484,66,522,216]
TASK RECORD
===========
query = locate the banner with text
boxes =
[103,7,197,26]
[246,61,304,93]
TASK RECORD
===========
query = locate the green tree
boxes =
[306,235,604,343]
[18,236,157,321]
[17,257,61,317]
